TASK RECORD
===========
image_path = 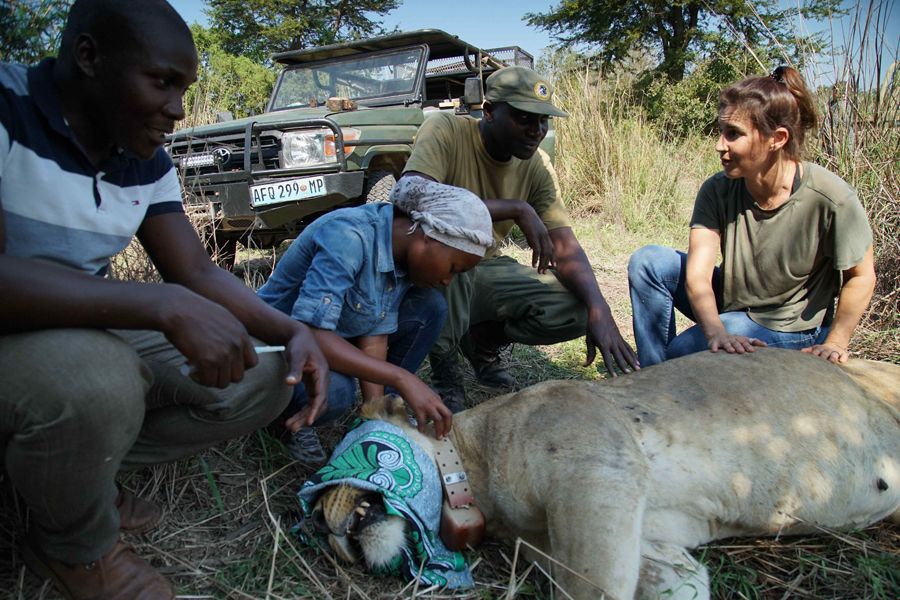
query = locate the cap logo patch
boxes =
[533,82,550,100]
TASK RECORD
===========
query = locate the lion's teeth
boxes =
[355,507,367,516]
[361,501,370,508]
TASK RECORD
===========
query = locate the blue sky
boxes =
[168,0,558,60]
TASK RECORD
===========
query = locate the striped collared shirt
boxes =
[0,58,183,276]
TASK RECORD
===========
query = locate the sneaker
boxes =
[461,321,517,389]
[428,354,468,413]
[287,427,328,466]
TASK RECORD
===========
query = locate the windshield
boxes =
[271,47,425,110]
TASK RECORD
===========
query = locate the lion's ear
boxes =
[361,395,406,420]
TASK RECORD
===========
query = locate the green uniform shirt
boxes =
[403,112,570,258]
[691,161,872,332]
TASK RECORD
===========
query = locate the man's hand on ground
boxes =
[584,309,640,377]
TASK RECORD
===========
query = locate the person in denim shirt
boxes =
[259,176,494,462]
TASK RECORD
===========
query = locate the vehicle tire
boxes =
[363,170,396,203]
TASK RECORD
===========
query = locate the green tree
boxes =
[185,25,277,122]
[525,0,842,82]
[1,0,72,64]
[206,0,401,64]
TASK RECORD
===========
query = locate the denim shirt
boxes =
[258,203,409,338]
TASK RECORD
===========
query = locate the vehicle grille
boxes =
[167,133,281,175]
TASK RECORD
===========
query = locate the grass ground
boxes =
[1,223,897,599]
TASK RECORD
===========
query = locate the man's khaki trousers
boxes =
[0,328,291,563]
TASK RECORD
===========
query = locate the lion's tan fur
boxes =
[341,349,900,599]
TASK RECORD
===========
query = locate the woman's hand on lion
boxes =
[707,330,767,355]
[397,373,453,438]
[801,342,850,364]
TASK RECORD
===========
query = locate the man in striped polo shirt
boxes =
[0,1,328,597]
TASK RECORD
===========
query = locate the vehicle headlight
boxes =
[282,129,327,168]
[281,128,360,168]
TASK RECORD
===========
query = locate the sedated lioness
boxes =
[311,348,900,599]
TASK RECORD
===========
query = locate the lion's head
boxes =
[311,484,408,568]
[306,396,443,569]
[300,396,477,588]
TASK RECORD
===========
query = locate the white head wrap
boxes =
[390,176,494,257]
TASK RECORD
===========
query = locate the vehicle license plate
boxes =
[250,176,326,208]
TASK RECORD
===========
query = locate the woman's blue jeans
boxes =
[287,286,447,424]
[627,245,831,367]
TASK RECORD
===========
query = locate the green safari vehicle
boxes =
[165,29,543,266]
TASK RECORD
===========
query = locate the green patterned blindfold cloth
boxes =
[296,419,474,589]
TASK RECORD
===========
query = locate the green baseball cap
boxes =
[484,66,568,117]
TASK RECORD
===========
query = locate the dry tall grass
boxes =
[552,69,718,244]
[811,0,899,361]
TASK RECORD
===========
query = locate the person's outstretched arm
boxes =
[550,226,639,376]
[802,245,875,363]
[686,227,765,355]
[302,329,452,438]
[355,334,388,401]
[138,212,328,415]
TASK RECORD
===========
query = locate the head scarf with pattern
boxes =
[390,176,494,257]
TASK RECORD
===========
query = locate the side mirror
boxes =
[216,111,234,122]
[463,77,483,106]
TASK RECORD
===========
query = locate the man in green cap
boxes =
[403,65,639,411]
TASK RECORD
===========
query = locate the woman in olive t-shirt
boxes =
[628,66,875,367]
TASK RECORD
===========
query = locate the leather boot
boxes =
[428,353,467,413]
[116,490,163,534]
[460,321,516,389]
[23,539,174,600]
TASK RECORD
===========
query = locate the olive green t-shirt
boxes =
[691,162,872,331]
[403,112,570,258]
